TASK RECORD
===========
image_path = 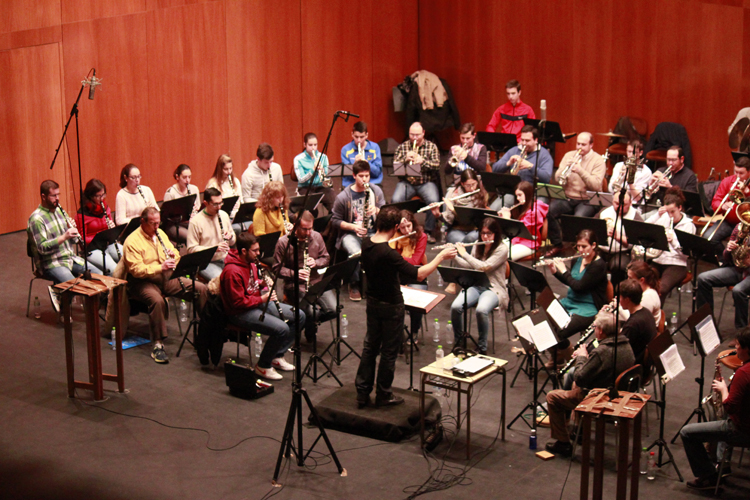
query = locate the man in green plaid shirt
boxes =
[27,180,101,286]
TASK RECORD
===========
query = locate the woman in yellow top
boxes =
[253,181,291,236]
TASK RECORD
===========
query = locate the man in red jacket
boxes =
[486,79,535,140]
[220,232,304,380]
[705,156,750,249]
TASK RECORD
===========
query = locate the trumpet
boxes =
[510,145,528,176]
[643,165,674,202]
[432,239,493,250]
[417,188,480,213]
[532,252,585,268]
[315,151,333,188]
[558,149,582,186]
[448,143,469,169]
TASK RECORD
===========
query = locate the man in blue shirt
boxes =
[340,121,383,187]
[490,125,553,209]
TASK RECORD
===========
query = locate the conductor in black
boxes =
[355,206,456,408]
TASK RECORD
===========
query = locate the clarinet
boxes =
[217,212,229,243]
[101,201,121,260]
[279,205,293,234]
[302,238,310,293]
[227,175,234,192]
[256,260,288,323]
[136,185,151,209]
[362,182,371,234]
[558,304,615,376]
[56,202,81,244]
[155,228,187,292]
[188,187,197,220]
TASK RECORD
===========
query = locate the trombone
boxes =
[700,177,750,238]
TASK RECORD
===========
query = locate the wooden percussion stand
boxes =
[56,274,127,401]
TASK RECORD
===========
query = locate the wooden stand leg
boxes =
[63,295,75,398]
[593,416,606,500]
[616,418,630,500]
[580,415,591,500]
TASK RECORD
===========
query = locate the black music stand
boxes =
[174,246,217,357]
[536,183,566,200]
[381,199,426,214]
[319,257,361,365]
[89,225,125,275]
[313,214,331,234]
[672,229,718,341]
[437,266,490,352]
[481,172,522,200]
[476,131,517,157]
[160,195,196,229]
[560,215,608,245]
[508,263,550,386]
[118,217,142,244]
[256,231,282,268]
[523,118,566,147]
[326,162,350,179]
[621,219,670,260]
[301,274,341,385]
[586,191,614,209]
[507,307,560,431]
[391,161,422,177]
[671,304,722,444]
[401,285,445,391]
[489,215,533,313]
[682,190,705,218]
[453,206,499,229]
[232,201,257,226]
[221,195,239,215]
[646,332,685,481]
[289,192,324,215]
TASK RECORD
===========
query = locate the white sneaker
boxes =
[255,366,283,380]
[272,357,295,372]
[48,286,61,313]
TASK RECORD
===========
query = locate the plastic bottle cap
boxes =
[437,345,442,349]
[182,299,186,303]
[650,451,655,455]
[447,320,451,324]
[435,318,439,322]
[343,314,347,318]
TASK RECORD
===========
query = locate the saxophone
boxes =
[362,182,371,234]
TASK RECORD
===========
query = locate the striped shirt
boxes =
[28,205,84,272]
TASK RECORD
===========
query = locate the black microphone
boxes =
[88,69,97,100]
[336,110,360,118]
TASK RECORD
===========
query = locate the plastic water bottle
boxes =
[33,296,41,319]
[529,428,537,450]
[669,312,677,334]
[179,299,189,324]
[436,345,444,369]
[254,333,263,360]
[446,321,453,345]
[647,451,656,480]
[440,223,448,244]
[640,447,649,474]
[433,318,440,343]
[437,272,444,287]
[341,314,348,339]
[111,327,117,350]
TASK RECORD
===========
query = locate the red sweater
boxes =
[486,100,535,139]
[75,204,114,245]
[219,249,266,315]
[724,361,750,435]
[712,174,750,226]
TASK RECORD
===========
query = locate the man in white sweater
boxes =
[187,188,236,281]
[241,142,284,202]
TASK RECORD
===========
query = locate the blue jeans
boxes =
[44,261,103,284]
[680,418,749,479]
[341,233,366,284]
[451,286,499,352]
[199,261,224,282]
[446,229,478,244]
[227,303,304,368]
[86,242,122,276]
[490,194,549,210]
[696,266,750,329]
[547,198,597,246]
[392,181,440,232]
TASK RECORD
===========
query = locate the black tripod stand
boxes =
[438,267,489,353]
[507,336,551,430]
[301,274,342,385]
[174,246,216,357]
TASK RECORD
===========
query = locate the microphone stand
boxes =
[272,111,347,483]
[49,69,96,281]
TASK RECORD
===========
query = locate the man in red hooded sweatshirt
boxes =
[220,232,305,380]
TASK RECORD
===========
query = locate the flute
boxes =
[532,252,586,268]
[417,189,480,213]
[432,240,493,251]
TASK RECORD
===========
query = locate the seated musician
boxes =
[241,142,283,203]
[448,217,509,355]
[545,230,608,367]
[491,125,553,208]
[331,160,385,301]
[114,164,158,226]
[430,169,488,245]
[680,328,750,490]
[186,188,235,281]
[252,181,291,237]
[206,153,243,232]
[390,210,428,341]
[220,233,303,381]
[294,132,335,213]
[391,122,441,243]
[445,122,488,184]
[626,260,663,327]
[704,156,750,253]
[76,178,122,275]
[545,310,635,457]
[644,186,695,304]
[122,207,207,364]
[545,133,606,257]
[163,164,202,244]
[273,210,335,343]
[616,278,657,365]
[608,140,652,204]
[498,180,548,261]
[598,191,642,290]
[340,121,383,187]
[644,145,697,206]
[697,218,750,330]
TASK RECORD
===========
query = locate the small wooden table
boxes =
[56,274,127,401]
[420,354,507,458]
[575,389,650,500]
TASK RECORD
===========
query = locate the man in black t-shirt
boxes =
[354,206,456,408]
[618,278,657,364]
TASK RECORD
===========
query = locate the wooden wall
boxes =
[1,0,749,234]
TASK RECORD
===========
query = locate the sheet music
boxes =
[512,315,535,342]
[546,299,571,329]
[696,316,720,356]
[400,286,436,310]
[529,320,557,352]
[659,344,685,384]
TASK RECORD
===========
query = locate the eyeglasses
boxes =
[129,175,142,180]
